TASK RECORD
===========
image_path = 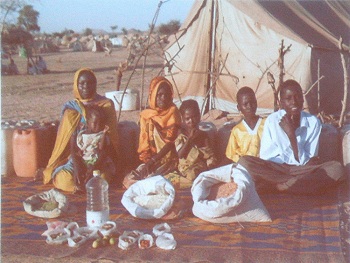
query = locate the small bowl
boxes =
[138,234,154,249]
[46,228,70,245]
[99,221,117,236]
[67,235,88,247]
[118,235,137,250]
[153,223,171,236]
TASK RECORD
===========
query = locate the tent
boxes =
[69,40,84,52]
[164,0,350,115]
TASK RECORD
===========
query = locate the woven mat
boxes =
[1,176,348,263]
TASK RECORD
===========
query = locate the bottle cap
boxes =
[93,170,101,177]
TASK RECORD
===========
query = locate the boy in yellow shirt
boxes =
[225,86,265,163]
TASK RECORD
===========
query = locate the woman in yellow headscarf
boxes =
[42,68,120,192]
[125,76,181,187]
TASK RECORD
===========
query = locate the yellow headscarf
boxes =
[138,76,181,162]
[73,67,97,102]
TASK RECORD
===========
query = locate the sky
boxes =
[31,0,195,34]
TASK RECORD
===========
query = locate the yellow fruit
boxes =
[92,240,99,248]
[109,237,116,245]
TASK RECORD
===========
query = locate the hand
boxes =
[279,114,296,138]
[306,156,321,166]
[103,125,109,133]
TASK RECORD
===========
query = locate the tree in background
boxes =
[17,4,40,32]
[110,25,118,37]
[121,27,128,35]
[1,24,33,47]
[0,0,26,33]
[1,2,39,54]
[158,20,180,35]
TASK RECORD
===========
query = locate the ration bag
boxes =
[121,175,175,219]
[23,188,69,218]
[191,164,271,223]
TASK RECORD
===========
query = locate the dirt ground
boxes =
[1,46,165,124]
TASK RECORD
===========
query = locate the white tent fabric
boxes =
[164,0,350,115]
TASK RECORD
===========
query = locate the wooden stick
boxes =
[338,37,349,128]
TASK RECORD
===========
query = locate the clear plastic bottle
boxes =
[86,170,109,228]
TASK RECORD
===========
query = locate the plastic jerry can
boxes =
[216,122,236,162]
[1,128,15,176]
[37,122,58,168]
[118,121,140,170]
[12,129,39,177]
[199,122,217,145]
[318,124,340,162]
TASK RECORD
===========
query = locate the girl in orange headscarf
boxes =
[42,68,120,192]
[138,76,181,172]
[123,77,181,187]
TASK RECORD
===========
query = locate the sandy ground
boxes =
[1,46,166,124]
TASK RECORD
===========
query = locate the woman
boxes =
[129,76,181,186]
[42,68,119,192]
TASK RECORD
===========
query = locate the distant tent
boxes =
[110,37,123,47]
[85,38,95,51]
[164,0,350,115]
[70,40,84,52]
[61,35,71,46]
[32,39,59,54]
[92,40,104,52]
[122,36,129,47]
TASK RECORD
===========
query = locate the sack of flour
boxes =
[121,175,175,219]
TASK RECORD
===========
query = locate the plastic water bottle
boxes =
[86,170,109,228]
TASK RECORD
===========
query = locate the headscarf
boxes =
[138,76,181,161]
[73,67,97,102]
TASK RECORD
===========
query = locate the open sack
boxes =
[191,164,271,223]
[121,175,176,219]
[23,188,69,218]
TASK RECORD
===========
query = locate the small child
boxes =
[168,99,217,188]
[225,86,265,163]
[71,105,111,192]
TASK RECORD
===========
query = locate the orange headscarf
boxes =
[138,76,181,162]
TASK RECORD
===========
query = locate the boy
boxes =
[224,86,265,163]
[238,80,344,194]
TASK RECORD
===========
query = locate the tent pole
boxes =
[204,0,215,114]
[317,59,320,114]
